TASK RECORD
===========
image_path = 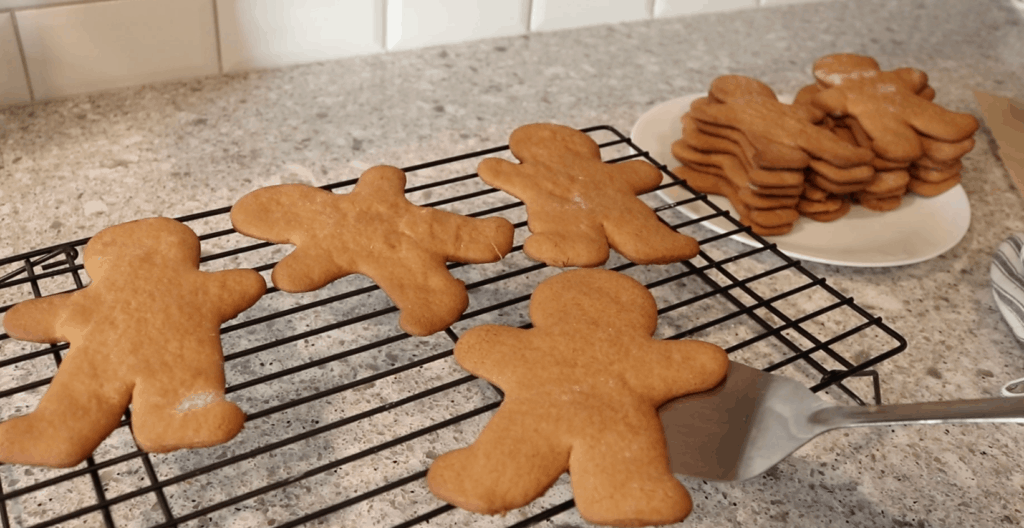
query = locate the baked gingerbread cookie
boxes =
[230,165,515,336]
[811,53,979,162]
[427,268,729,526]
[687,76,874,169]
[477,123,699,268]
[1,217,266,468]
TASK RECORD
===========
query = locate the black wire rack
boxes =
[0,125,906,528]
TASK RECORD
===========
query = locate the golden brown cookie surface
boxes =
[908,173,962,197]
[688,77,874,169]
[812,53,980,162]
[863,169,911,195]
[672,138,805,188]
[230,165,515,336]
[803,199,852,222]
[910,161,963,183]
[671,166,795,236]
[478,123,699,267]
[426,268,729,526]
[1,217,266,468]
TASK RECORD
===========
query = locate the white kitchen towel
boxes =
[990,233,1024,396]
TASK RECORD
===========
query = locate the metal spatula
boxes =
[659,361,1024,482]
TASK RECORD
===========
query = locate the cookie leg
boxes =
[0,349,131,467]
[426,407,568,515]
[130,371,245,453]
[569,417,692,526]
[369,257,469,336]
[436,215,515,264]
[523,225,609,268]
[604,205,699,264]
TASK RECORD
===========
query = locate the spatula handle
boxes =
[812,396,1024,430]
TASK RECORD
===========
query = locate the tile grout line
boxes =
[1,0,122,15]
[211,0,223,74]
[525,0,533,33]
[9,10,35,102]
[382,0,388,52]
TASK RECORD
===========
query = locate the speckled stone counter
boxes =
[2,0,1024,526]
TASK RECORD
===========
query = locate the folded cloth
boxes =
[991,233,1024,396]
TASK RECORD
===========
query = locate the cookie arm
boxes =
[892,67,929,94]
[419,210,515,265]
[476,158,527,199]
[230,184,331,244]
[2,292,74,343]
[851,110,924,162]
[626,339,730,402]
[810,87,849,117]
[202,268,267,323]
[452,325,528,383]
[901,98,980,143]
[612,160,664,195]
[802,126,876,168]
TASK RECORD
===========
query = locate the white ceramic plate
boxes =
[630,94,972,267]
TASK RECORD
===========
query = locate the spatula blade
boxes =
[659,361,832,481]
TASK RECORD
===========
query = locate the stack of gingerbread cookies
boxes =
[670,53,979,235]
[806,54,978,209]
[670,75,874,235]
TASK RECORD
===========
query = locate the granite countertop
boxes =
[2,0,1024,526]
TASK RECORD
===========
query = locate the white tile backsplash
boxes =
[760,0,831,5]
[217,0,384,73]
[530,0,652,32]
[0,0,81,10]
[654,0,756,17]
[0,0,824,106]
[386,0,528,51]
[16,0,219,100]
[0,12,30,106]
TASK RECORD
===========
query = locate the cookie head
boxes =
[508,123,600,163]
[357,164,409,198]
[84,217,201,278]
[709,75,779,103]
[530,268,658,337]
[813,53,881,87]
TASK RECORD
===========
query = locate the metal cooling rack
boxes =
[0,125,906,528]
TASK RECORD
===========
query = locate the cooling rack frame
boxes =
[0,125,907,528]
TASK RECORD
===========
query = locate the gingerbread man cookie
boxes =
[230,165,515,336]
[427,268,729,526]
[811,53,979,162]
[476,123,699,268]
[1,217,266,468]
[687,76,874,169]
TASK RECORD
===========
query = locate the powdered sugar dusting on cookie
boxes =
[176,391,219,413]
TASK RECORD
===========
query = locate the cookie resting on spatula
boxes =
[0,217,266,468]
[427,268,729,527]
[230,165,515,336]
[476,123,699,268]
